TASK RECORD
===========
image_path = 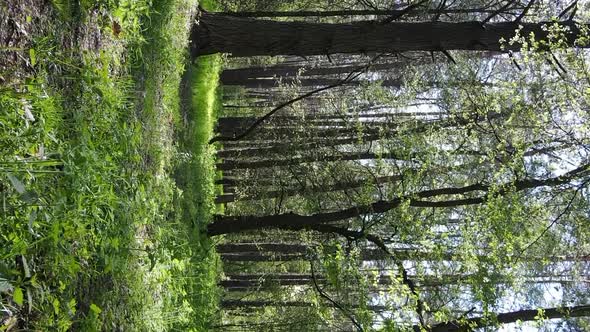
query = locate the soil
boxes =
[0,1,108,86]
[0,0,48,84]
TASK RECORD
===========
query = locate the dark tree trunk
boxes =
[225,273,318,281]
[215,135,378,155]
[217,111,445,128]
[219,247,393,262]
[216,150,411,171]
[215,176,240,186]
[191,13,585,57]
[221,299,388,312]
[212,321,318,330]
[218,8,513,18]
[220,252,306,262]
[217,242,309,253]
[216,122,386,139]
[221,77,402,89]
[215,174,401,203]
[220,62,403,81]
[426,304,590,332]
[208,163,590,236]
[221,299,313,309]
[222,275,324,293]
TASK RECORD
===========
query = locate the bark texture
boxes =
[192,13,585,57]
[427,304,590,332]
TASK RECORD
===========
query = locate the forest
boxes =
[1,0,590,331]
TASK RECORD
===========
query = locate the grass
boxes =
[175,53,223,332]
[1,0,222,330]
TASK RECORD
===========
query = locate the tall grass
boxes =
[173,53,223,331]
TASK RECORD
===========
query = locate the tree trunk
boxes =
[218,8,513,18]
[215,134,382,158]
[220,77,402,89]
[221,299,313,309]
[207,163,590,236]
[220,62,403,81]
[216,122,386,140]
[427,304,590,332]
[220,253,304,262]
[221,299,388,312]
[215,174,401,203]
[191,13,585,57]
[217,242,309,253]
[215,176,240,186]
[216,150,411,171]
[220,275,318,290]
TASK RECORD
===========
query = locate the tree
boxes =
[208,162,590,236]
[191,12,586,57]
[423,304,590,332]
[210,2,590,330]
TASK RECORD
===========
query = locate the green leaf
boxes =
[26,288,32,314]
[7,174,26,194]
[0,278,13,293]
[19,255,31,278]
[29,48,36,66]
[68,298,77,315]
[90,303,102,314]
[53,298,60,314]
[13,287,24,306]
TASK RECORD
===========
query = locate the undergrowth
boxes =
[1,0,221,330]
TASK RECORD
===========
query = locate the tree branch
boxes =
[309,260,364,331]
[514,178,589,262]
[427,304,590,331]
[303,225,426,330]
[482,0,516,24]
[381,0,428,24]
[514,0,535,23]
[558,0,578,21]
[208,162,590,236]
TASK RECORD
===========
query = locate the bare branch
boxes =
[508,50,522,70]
[440,49,457,64]
[514,179,589,261]
[431,0,447,22]
[514,0,535,23]
[309,260,364,331]
[558,0,578,21]
[551,52,568,74]
[381,0,428,24]
[482,0,516,24]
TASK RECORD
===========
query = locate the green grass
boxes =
[174,53,223,331]
[1,0,222,330]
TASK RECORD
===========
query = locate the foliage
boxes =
[212,2,590,331]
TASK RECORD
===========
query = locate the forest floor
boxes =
[1,0,221,330]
